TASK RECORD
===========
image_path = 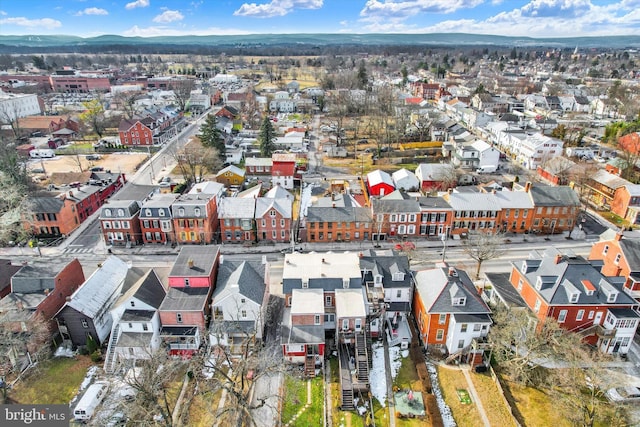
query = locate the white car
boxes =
[606,386,640,403]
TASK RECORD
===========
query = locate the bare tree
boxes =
[461,231,506,279]
[0,102,23,138]
[170,79,195,112]
[79,98,107,138]
[169,138,222,186]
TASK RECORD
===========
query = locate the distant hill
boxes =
[1,33,638,53]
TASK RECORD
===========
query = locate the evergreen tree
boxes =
[258,116,276,157]
[199,114,225,159]
[357,60,368,90]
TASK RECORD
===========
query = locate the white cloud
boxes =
[0,10,7,16]
[234,0,323,18]
[360,0,484,18]
[152,10,184,23]
[123,25,252,37]
[0,16,62,29]
[357,0,640,37]
[75,7,108,16]
[125,0,150,10]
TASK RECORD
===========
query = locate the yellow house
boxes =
[216,165,246,187]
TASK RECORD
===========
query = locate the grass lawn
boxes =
[281,375,324,427]
[501,379,572,427]
[8,356,94,404]
[394,354,421,390]
[57,142,95,153]
[468,372,517,427]
[184,388,224,427]
[436,366,484,427]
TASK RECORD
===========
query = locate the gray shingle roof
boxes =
[28,197,64,214]
[414,267,491,314]
[159,287,210,311]
[255,197,292,219]
[169,246,219,278]
[485,272,527,308]
[218,197,256,219]
[371,198,421,214]
[619,238,640,272]
[305,206,371,223]
[445,192,501,211]
[111,184,157,202]
[516,249,636,306]
[360,253,413,289]
[213,260,266,305]
[528,185,580,207]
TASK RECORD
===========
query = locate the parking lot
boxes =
[28,152,148,177]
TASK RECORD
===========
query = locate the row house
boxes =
[510,248,639,355]
[118,119,154,147]
[587,170,640,224]
[305,206,372,243]
[371,198,421,239]
[172,192,218,244]
[139,194,178,244]
[272,153,297,189]
[281,252,368,408]
[0,259,85,370]
[100,200,142,247]
[359,249,414,342]
[443,191,501,236]
[55,256,143,347]
[493,190,535,233]
[411,82,441,100]
[413,264,492,366]
[245,157,273,176]
[219,198,256,243]
[103,269,166,373]
[159,246,220,356]
[492,128,563,170]
[255,197,292,243]
[210,259,269,353]
[24,174,125,239]
[415,163,457,191]
[589,233,640,301]
[527,183,581,235]
[417,196,453,238]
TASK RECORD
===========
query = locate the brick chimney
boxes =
[554,253,563,264]
[615,231,624,241]
[524,182,532,193]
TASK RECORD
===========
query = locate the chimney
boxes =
[332,202,336,208]
[491,189,497,194]
[188,258,194,268]
[615,231,624,241]
[16,302,23,310]
[524,182,532,193]
[197,188,202,193]
[219,255,224,265]
[322,258,326,264]
[447,188,453,194]
[69,191,73,197]
[554,254,563,264]
[65,296,71,302]
[448,267,457,277]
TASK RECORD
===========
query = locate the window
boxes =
[614,254,621,265]
[458,339,465,349]
[130,301,135,307]
[159,209,165,217]
[396,290,402,298]
[325,296,332,307]
[570,293,579,303]
[176,313,183,323]
[194,208,201,217]
[184,278,190,287]
[145,209,152,217]
[576,309,585,321]
[558,310,568,323]
[241,310,247,318]
[438,314,446,325]
[81,319,88,328]
[178,208,185,217]
[436,329,444,341]
[460,323,468,333]
[342,319,349,331]
[355,318,362,331]
[534,299,541,313]
[588,310,594,319]
[517,278,523,291]
[118,209,125,217]
[314,315,321,325]
[473,324,481,332]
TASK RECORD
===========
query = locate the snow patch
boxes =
[54,346,75,358]
[369,342,403,406]
[69,365,99,407]
[426,362,456,427]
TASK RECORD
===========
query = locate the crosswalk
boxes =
[62,246,95,254]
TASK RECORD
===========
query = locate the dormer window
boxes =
[343,278,349,289]
[535,277,543,291]
[145,209,152,217]
[607,292,617,303]
[194,208,201,217]
[179,208,185,217]
[118,209,125,217]
[302,279,308,288]
[269,209,276,217]
[374,275,383,285]
[159,209,165,217]
[570,293,579,303]
[104,209,112,217]
[392,272,405,281]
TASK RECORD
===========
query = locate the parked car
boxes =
[606,386,640,403]
[86,154,102,161]
[90,166,104,172]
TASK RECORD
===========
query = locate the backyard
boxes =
[281,374,324,426]
[7,355,94,404]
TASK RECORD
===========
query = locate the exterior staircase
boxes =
[338,343,355,410]
[103,323,120,373]
[445,344,471,364]
[341,388,354,410]
[365,324,373,368]
[304,354,316,377]
[355,332,369,383]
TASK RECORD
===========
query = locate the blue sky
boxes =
[0,0,638,38]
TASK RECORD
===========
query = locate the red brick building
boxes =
[589,233,640,301]
[99,200,142,246]
[118,119,154,147]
